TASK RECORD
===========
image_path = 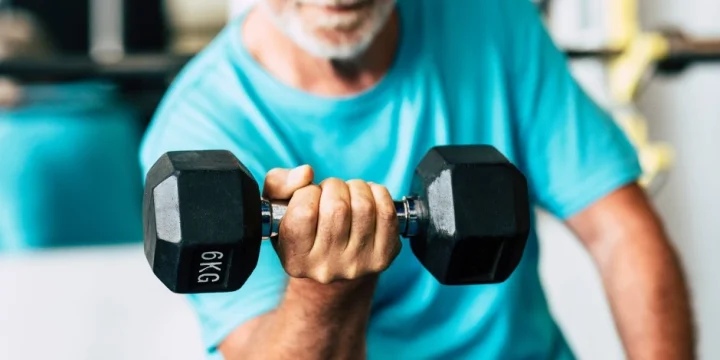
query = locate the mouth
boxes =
[299,0,373,12]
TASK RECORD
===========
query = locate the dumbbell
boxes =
[143,145,531,294]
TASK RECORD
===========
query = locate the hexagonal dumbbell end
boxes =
[143,150,262,293]
[409,145,531,285]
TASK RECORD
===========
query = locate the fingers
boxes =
[277,184,321,278]
[369,183,401,271]
[263,165,314,200]
[314,178,352,256]
[345,180,377,277]
[275,176,401,285]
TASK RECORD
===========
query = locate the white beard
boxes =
[260,0,397,60]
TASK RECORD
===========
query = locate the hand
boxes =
[263,165,402,284]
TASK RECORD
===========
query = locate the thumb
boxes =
[262,165,314,200]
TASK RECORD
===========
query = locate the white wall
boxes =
[0,246,204,360]
[540,1,720,359]
[638,2,720,357]
[643,66,720,360]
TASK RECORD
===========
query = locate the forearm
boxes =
[569,185,695,359]
[599,229,694,359]
[220,276,378,360]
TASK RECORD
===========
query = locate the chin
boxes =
[300,31,376,59]
[262,0,396,60]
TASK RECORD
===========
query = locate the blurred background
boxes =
[0,0,717,359]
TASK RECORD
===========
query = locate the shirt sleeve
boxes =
[139,84,288,359]
[499,0,643,219]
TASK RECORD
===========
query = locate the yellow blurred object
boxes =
[608,0,639,49]
[164,0,229,54]
[0,10,53,60]
[613,109,675,192]
[609,33,670,103]
[606,0,674,194]
[0,10,53,108]
[0,77,22,108]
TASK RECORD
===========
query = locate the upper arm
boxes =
[498,0,643,220]
[140,87,289,357]
[565,183,667,259]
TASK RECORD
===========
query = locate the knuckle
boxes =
[371,255,394,273]
[264,168,287,186]
[377,207,397,222]
[339,263,359,280]
[371,186,395,215]
[370,183,391,197]
[320,177,344,188]
[291,204,318,224]
[324,199,350,219]
[346,179,365,187]
[266,167,285,178]
[311,267,334,285]
[284,261,306,278]
[297,184,322,198]
[352,197,375,215]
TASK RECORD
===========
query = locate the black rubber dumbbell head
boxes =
[409,145,531,285]
[143,151,262,293]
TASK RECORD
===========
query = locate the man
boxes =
[139,0,695,358]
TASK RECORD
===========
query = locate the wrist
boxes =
[285,275,378,316]
[287,275,378,300]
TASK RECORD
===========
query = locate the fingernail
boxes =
[286,165,305,185]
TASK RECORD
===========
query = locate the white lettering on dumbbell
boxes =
[201,251,224,260]
[197,251,225,284]
[199,262,222,273]
[198,273,221,283]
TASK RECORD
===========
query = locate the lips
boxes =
[298,0,373,10]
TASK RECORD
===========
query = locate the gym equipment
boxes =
[143,145,531,294]
[164,0,228,54]
[564,30,720,73]
[0,9,53,106]
[549,0,720,194]
[657,29,720,74]
[0,28,715,90]
[0,54,190,83]
[0,36,716,84]
[0,10,53,60]
[0,82,144,252]
[0,53,191,121]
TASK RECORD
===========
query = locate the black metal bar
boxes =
[0,38,718,84]
[663,35,720,67]
[565,49,623,59]
[0,54,192,82]
[564,35,720,67]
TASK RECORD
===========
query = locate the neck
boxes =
[241,6,399,97]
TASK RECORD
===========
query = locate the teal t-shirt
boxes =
[139,0,642,358]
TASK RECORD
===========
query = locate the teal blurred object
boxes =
[0,81,143,252]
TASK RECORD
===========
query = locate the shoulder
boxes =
[410,0,543,73]
[412,0,534,39]
[155,24,246,123]
[139,22,251,174]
